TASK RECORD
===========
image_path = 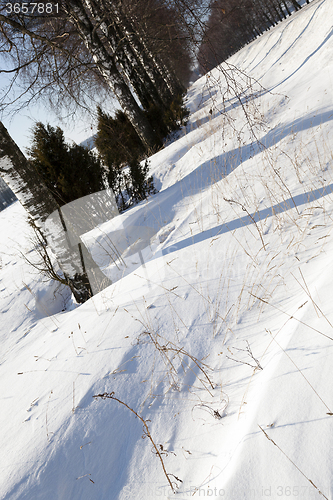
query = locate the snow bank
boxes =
[1,1,333,498]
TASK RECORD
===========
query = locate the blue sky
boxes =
[0,70,117,154]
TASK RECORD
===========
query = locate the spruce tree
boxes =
[95,107,157,211]
[129,159,157,204]
[0,121,94,303]
[28,123,68,205]
[95,106,145,167]
[28,122,104,206]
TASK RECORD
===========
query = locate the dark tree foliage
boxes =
[129,159,157,205]
[198,0,256,72]
[95,107,158,211]
[146,93,190,145]
[28,122,104,206]
[64,143,105,202]
[95,107,145,169]
[121,0,193,89]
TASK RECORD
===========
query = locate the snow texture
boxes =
[1,1,333,498]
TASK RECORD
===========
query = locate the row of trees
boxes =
[0,114,159,302]
[0,0,197,150]
[0,0,196,303]
[0,0,309,142]
[0,0,201,301]
[0,0,307,302]
[198,0,308,72]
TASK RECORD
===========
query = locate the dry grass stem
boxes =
[259,426,329,500]
[93,392,181,493]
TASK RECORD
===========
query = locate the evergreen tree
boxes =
[0,121,93,303]
[95,107,157,211]
[95,107,145,169]
[63,144,105,202]
[129,159,157,204]
[27,123,69,205]
[28,122,104,206]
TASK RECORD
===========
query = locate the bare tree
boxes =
[0,0,193,149]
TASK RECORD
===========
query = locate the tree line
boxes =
[0,0,197,149]
[198,0,308,72]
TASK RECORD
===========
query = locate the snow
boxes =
[1,0,333,498]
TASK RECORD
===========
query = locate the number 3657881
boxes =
[5,3,59,14]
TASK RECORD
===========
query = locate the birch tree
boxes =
[0,121,112,303]
[0,0,191,149]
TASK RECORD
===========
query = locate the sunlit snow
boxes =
[1,0,333,498]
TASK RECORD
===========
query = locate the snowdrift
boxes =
[1,0,333,498]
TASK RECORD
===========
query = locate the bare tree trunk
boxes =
[290,0,302,10]
[282,0,292,16]
[0,121,97,303]
[63,0,157,149]
[267,0,283,22]
[277,1,287,19]
[110,1,184,103]
[82,0,166,111]
[260,8,277,28]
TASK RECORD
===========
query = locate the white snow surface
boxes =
[1,1,333,498]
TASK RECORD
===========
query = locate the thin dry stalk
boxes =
[249,293,333,342]
[259,426,329,500]
[22,218,69,288]
[93,392,181,493]
[227,340,263,371]
[266,329,333,414]
[223,197,266,250]
[292,269,333,329]
[46,390,53,442]
[166,261,236,335]
[70,331,79,356]
[72,381,76,414]
[142,329,215,395]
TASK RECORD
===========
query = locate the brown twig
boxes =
[93,392,181,493]
[223,197,266,251]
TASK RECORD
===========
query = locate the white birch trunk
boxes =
[64,0,157,148]
[0,122,104,303]
[82,0,165,110]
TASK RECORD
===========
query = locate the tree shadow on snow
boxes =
[163,110,333,202]
[162,182,333,256]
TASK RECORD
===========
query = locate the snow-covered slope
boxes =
[1,0,333,498]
